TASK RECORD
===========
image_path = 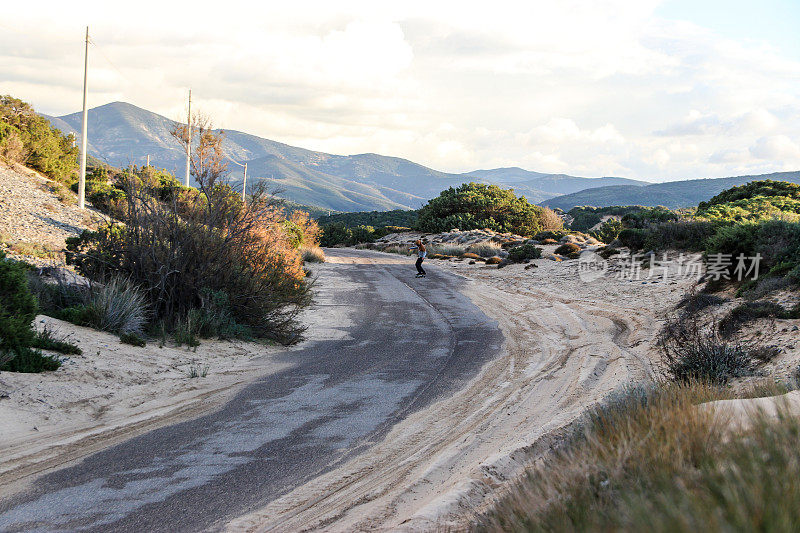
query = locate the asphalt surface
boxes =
[0,249,503,532]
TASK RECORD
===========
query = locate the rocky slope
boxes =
[0,164,106,265]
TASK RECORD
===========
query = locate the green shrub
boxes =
[0,95,78,182]
[318,210,419,230]
[0,252,38,367]
[55,306,91,327]
[719,301,790,337]
[1,349,60,372]
[320,223,388,247]
[533,230,569,241]
[704,220,800,280]
[698,196,800,222]
[507,243,542,262]
[618,228,646,250]
[589,219,623,243]
[620,206,679,228]
[120,331,146,347]
[71,179,126,215]
[0,252,64,372]
[554,243,581,259]
[194,289,253,340]
[597,247,621,259]
[567,206,677,232]
[415,183,548,236]
[698,179,800,211]
[31,325,81,355]
[619,221,718,252]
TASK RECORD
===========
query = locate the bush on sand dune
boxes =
[479,380,800,532]
[68,180,311,344]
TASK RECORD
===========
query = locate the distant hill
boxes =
[542,172,800,210]
[43,101,647,212]
[462,167,646,201]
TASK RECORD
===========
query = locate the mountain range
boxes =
[43,102,645,212]
[44,102,800,213]
[542,171,800,211]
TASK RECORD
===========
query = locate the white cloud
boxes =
[1,0,800,181]
[750,135,800,161]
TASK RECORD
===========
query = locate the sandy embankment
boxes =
[227,251,698,532]
[0,316,293,488]
[0,256,352,491]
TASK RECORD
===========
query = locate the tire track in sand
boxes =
[226,256,689,532]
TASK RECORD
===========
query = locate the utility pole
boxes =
[241,162,248,202]
[184,89,192,187]
[78,26,89,210]
[146,154,150,167]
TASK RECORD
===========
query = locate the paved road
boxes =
[0,249,502,532]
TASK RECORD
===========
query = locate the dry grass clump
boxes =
[659,306,780,384]
[382,245,413,255]
[554,242,582,259]
[479,381,800,532]
[468,241,504,258]
[80,277,149,335]
[8,241,60,260]
[428,243,467,257]
[300,246,326,263]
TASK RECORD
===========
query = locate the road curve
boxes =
[0,249,502,532]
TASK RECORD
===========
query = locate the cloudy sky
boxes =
[2,0,799,181]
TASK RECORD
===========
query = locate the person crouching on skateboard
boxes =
[410,240,427,278]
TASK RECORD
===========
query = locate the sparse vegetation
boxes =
[32,324,81,355]
[658,311,779,384]
[186,360,208,378]
[6,241,61,261]
[719,301,794,337]
[480,381,800,532]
